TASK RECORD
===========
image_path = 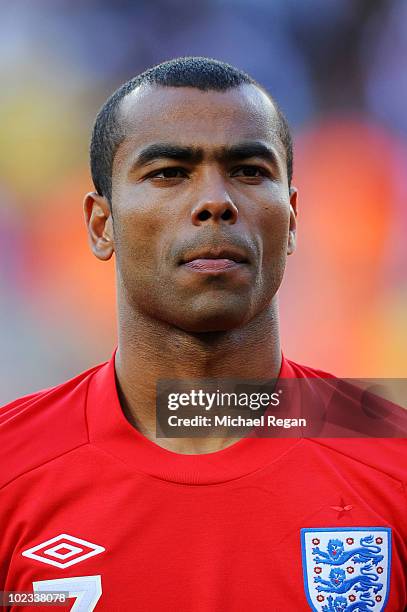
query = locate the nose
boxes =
[191,175,238,226]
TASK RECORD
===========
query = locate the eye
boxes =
[230,165,268,178]
[149,167,188,179]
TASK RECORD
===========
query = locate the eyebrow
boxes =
[131,140,279,169]
[133,144,203,167]
[222,142,279,166]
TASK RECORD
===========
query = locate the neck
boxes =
[115,300,281,454]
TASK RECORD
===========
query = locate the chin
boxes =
[172,307,252,334]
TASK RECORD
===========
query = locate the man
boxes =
[1,57,406,611]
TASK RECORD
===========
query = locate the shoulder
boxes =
[284,356,407,484]
[0,361,106,489]
[308,438,407,486]
[283,357,335,379]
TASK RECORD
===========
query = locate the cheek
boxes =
[113,191,165,270]
[258,198,290,262]
[250,197,290,301]
[115,218,155,271]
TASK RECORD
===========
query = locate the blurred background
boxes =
[1,0,406,402]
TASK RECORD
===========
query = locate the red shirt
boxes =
[1,354,406,611]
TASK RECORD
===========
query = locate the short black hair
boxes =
[90,57,293,205]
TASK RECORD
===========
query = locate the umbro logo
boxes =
[22,533,105,568]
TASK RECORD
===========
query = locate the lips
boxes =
[184,258,241,272]
[181,248,249,266]
[180,248,249,274]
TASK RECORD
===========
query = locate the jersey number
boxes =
[33,575,102,611]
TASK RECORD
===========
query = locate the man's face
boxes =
[91,83,297,332]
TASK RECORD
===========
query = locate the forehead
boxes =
[116,83,284,163]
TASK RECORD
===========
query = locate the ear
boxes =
[83,192,114,261]
[287,186,298,256]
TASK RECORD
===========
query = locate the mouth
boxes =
[180,248,249,274]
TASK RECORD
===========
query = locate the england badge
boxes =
[301,527,391,611]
